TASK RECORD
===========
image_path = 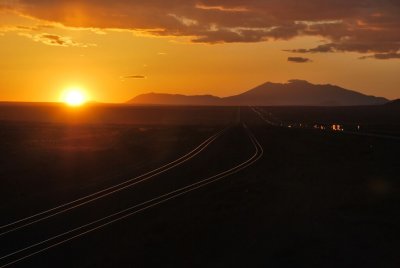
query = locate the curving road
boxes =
[0,126,229,237]
[0,122,263,267]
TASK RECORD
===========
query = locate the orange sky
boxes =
[0,1,399,102]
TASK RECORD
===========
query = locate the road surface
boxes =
[1,107,400,268]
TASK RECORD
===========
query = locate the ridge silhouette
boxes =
[128,80,388,106]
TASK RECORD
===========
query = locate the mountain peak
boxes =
[128,81,389,106]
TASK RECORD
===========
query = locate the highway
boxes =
[0,125,229,237]
[252,106,400,141]
[1,107,399,267]
[0,119,263,267]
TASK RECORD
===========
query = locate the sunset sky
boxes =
[1,0,399,103]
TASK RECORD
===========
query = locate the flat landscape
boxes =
[1,104,399,267]
[2,1,399,267]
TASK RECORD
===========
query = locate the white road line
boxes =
[0,123,263,268]
[0,126,229,237]
[250,106,278,126]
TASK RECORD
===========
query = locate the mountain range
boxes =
[128,80,389,106]
[385,99,400,106]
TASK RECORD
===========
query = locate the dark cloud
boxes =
[288,57,312,63]
[286,43,400,60]
[360,52,400,60]
[39,34,66,45]
[19,33,95,47]
[123,75,146,79]
[3,0,400,58]
[285,44,336,53]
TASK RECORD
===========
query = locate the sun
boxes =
[62,87,87,106]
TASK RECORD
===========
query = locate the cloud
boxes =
[4,0,400,58]
[195,4,249,12]
[360,52,400,60]
[286,42,400,60]
[19,33,96,47]
[122,75,146,79]
[0,24,54,35]
[285,44,335,54]
[169,14,198,27]
[288,57,312,63]
[16,24,54,31]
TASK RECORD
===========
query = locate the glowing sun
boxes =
[62,88,87,106]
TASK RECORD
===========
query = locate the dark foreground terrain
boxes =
[0,104,399,267]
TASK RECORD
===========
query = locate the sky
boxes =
[0,0,399,103]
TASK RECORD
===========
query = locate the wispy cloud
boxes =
[122,75,146,79]
[168,14,198,27]
[360,52,400,60]
[16,24,55,31]
[19,33,96,47]
[195,4,249,12]
[288,57,312,63]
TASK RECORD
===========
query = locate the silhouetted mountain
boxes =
[224,80,388,106]
[385,99,400,106]
[128,80,389,106]
[128,93,221,106]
